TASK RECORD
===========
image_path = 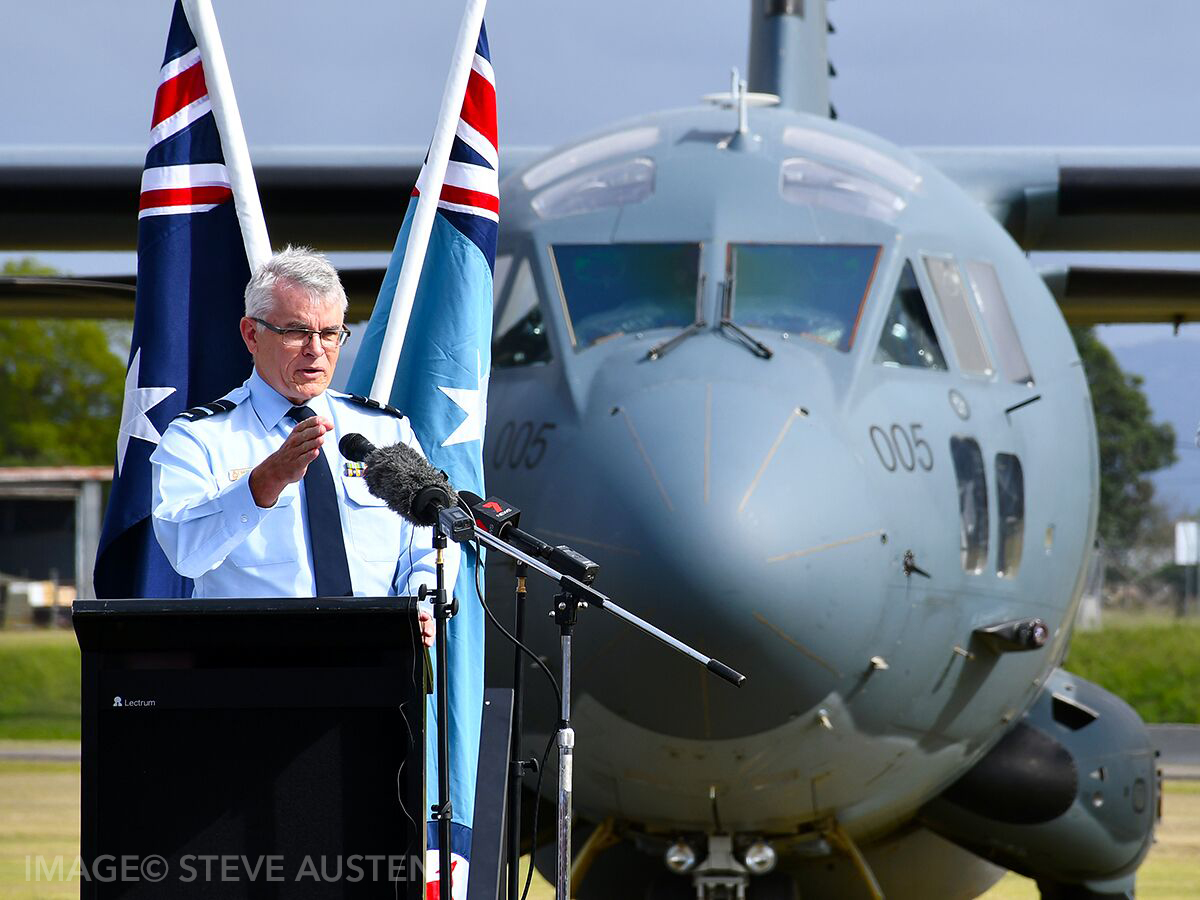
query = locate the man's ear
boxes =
[239,317,258,355]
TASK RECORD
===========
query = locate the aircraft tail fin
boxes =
[747,0,833,116]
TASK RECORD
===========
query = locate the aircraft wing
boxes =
[0,267,389,320]
[917,147,1200,325]
[0,145,545,253]
[1038,265,1200,327]
[916,147,1200,252]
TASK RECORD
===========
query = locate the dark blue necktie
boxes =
[288,406,353,597]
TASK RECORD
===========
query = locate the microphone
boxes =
[460,490,599,585]
[339,432,376,463]
[339,432,458,528]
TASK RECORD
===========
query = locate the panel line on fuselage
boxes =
[618,407,674,511]
[738,406,808,514]
[752,611,841,678]
[766,528,888,564]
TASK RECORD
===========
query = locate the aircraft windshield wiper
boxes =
[718,279,773,359]
[645,320,706,361]
[645,274,707,361]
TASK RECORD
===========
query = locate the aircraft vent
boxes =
[1051,692,1100,731]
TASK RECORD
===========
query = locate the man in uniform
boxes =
[151,246,453,642]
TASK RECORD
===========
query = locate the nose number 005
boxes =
[869,423,933,473]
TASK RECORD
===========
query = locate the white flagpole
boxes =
[369,0,489,405]
[182,0,272,269]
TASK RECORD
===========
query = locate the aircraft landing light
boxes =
[765,528,887,564]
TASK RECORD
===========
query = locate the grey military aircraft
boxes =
[4,2,1199,897]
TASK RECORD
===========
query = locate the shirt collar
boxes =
[247,369,332,432]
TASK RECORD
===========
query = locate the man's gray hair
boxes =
[244,246,348,319]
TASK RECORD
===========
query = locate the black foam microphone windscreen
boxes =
[362,440,458,527]
[339,433,376,463]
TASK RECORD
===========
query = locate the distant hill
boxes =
[1102,329,1200,517]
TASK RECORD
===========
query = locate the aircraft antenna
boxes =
[702,67,779,148]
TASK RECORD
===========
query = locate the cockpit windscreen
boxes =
[729,244,881,352]
[551,243,700,348]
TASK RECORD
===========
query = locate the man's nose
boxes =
[300,333,325,356]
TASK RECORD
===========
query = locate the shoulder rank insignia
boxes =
[343,461,367,477]
[344,393,405,419]
[174,398,238,421]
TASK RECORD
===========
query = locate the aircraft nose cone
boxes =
[563,376,892,740]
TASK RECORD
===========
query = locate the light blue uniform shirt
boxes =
[151,370,459,598]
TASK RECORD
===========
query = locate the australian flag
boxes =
[94,0,254,599]
[346,22,497,896]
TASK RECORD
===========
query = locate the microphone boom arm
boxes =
[472,528,745,687]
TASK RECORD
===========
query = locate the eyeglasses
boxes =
[252,318,351,349]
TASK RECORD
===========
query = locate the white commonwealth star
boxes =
[116,348,176,474]
[437,353,489,448]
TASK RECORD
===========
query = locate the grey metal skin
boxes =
[479,101,1151,896]
[922,668,1158,896]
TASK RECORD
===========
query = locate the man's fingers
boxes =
[418,609,435,648]
[289,417,327,440]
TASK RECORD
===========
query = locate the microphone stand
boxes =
[419,525,455,900]
[507,561,531,900]
[471,528,745,900]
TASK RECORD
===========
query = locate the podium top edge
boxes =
[72,597,419,616]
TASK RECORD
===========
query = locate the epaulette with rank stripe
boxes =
[344,394,405,418]
[173,399,238,421]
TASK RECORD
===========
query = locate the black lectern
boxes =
[73,597,426,899]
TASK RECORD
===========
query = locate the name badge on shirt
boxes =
[228,467,251,482]
[344,461,367,477]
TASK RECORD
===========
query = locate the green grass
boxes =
[0,616,1198,743]
[0,758,1193,899]
[1065,618,1200,723]
[0,631,79,741]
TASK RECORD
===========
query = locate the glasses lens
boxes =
[319,329,347,348]
[280,330,311,348]
[266,322,346,348]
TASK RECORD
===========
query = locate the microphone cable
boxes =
[471,537,560,900]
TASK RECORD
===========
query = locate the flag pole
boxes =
[369,0,489,405]
[181,0,271,268]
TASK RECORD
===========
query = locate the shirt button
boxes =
[240,514,249,523]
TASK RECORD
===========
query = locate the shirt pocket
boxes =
[342,476,403,562]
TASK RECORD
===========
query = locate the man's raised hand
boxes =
[249,415,334,508]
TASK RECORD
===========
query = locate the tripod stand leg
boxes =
[555,599,577,900]
[556,725,574,900]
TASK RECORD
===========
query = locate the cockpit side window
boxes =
[950,436,989,574]
[728,243,881,351]
[874,260,947,370]
[995,452,1024,578]
[965,261,1034,385]
[550,243,700,349]
[923,256,994,377]
[493,258,552,368]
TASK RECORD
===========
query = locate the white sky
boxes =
[6,2,1200,149]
